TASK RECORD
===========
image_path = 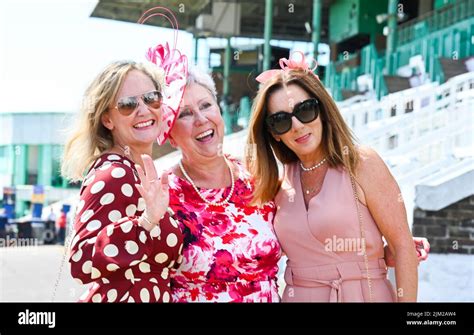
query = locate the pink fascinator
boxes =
[255,51,319,84]
[138,7,188,145]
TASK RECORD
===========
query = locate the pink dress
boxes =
[274,163,396,302]
[169,158,282,302]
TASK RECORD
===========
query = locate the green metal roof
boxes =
[90,0,333,42]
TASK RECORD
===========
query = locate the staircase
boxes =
[324,0,474,101]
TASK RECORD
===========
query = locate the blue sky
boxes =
[0,0,327,113]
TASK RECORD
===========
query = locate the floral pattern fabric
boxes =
[169,158,282,302]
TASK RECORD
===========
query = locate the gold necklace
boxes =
[117,144,135,163]
[179,157,235,207]
[302,166,327,195]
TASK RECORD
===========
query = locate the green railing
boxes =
[324,43,387,101]
[391,18,473,78]
[324,4,474,101]
[397,0,474,45]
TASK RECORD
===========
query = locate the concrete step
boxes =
[384,75,412,94]
[439,58,469,81]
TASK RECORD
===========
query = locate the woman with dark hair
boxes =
[247,53,421,302]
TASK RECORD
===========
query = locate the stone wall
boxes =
[412,195,474,254]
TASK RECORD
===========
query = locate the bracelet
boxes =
[141,211,155,228]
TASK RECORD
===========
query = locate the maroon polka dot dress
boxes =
[69,153,183,303]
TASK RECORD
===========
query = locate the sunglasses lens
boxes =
[117,97,139,115]
[295,99,319,123]
[267,113,292,135]
[143,91,162,109]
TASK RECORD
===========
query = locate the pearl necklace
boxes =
[179,157,235,207]
[300,157,327,172]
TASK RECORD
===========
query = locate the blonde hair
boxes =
[61,61,164,181]
[246,70,359,205]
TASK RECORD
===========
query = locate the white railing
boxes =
[339,71,474,225]
[340,72,474,172]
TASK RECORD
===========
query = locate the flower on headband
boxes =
[255,51,319,84]
[139,7,188,145]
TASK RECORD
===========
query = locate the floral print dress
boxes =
[169,158,282,302]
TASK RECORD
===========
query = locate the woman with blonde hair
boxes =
[62,58,186,302]
[247,52,420,302]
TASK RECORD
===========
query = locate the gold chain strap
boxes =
[51,223,75,302]
[349,172,374,302]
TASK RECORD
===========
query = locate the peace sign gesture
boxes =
[135,154,170,231]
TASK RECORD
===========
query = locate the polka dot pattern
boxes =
[92,293,102,303]
[154,253,168,264]
[100,193,115,205]
[139,262,150,273]
[86,220,101,232]
[90,181,105,194]
[124,240,139,255]
[120,220,133,234]
[107,289,117,302]
[71,249,83,262]
[153,286,160,301]
[140,288,150,303]
[70,154,183,303]
[103,244,119,257]
[108,210,122,223]
[80,210,94,223]
[137,198,146,211]
[166,233,178,247]
[121,184,133,197]
[125,204,137,217]
[111,167,126,178]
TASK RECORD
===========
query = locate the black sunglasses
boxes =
[114,90,162,116]
[266,98,321,135]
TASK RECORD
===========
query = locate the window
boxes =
[388,135,398,150]
[405,100,414,113]
[375,109,383,121]
[390,105,397,117]
[27,145,39,185]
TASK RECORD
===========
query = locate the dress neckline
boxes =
[295,163,331,213]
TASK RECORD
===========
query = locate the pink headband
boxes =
[138,7,188,145]
[255,51,319,84]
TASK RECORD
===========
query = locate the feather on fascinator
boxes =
[138,7,188,145]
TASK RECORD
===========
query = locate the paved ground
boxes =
[0,244,84,302]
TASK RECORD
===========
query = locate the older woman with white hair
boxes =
[166,68,282,302]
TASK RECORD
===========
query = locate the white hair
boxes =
[186,67,218,101]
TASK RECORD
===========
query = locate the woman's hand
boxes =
[135,154,170,231]
[384,237,430,267]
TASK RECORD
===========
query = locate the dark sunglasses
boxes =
[266,98,321,135]
[114,90,162,116]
